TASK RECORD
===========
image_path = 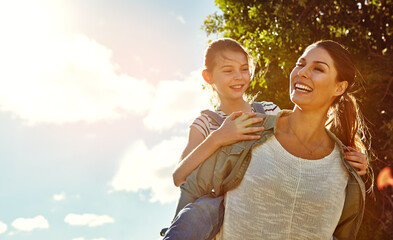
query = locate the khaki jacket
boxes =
[177,110,365,240]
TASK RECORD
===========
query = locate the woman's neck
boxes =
[275,107,334,159]
[219,98,251,115]
[288,107,328,141]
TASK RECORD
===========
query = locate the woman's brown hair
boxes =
[312,40,373,188]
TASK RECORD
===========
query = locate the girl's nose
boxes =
[234,70,242,80]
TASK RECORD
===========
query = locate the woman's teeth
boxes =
[295,83,312,92]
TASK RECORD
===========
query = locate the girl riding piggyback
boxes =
[162,38,368,240]
[172,38,280,189]
[164,37,280,239]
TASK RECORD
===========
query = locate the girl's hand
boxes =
[345,146,368,176]
[211,111,264,147]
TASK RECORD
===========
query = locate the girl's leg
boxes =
[163,195,224,240]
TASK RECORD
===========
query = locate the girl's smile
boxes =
[203,49,251,102]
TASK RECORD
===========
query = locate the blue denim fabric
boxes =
[163,194,224,240]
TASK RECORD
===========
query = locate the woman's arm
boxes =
[173,111,264,187]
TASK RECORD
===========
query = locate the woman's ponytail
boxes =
[327,92,366,153]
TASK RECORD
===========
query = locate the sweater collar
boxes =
[259,110,364,196]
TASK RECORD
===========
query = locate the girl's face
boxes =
[204,50,250,102]
[289,46,347,111]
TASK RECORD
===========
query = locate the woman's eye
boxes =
[241,68,249,72]
[223,70,232,73]
[314,67,324,72]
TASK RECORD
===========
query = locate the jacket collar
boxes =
[256,110,292,133]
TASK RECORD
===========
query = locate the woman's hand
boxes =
[211,111,264,147]
[345,146,368,176]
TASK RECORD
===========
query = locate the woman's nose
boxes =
[298,66,309,78]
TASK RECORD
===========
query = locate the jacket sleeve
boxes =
[173,149,219,216]
[333,177,365,239]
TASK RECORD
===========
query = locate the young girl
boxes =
[163,39,369,239]
[172,38,281,188]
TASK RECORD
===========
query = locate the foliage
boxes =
[203,0,393,239]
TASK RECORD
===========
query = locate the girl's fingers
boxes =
[228,111,244,120]
[242,117,264,127]
[343,147,369,176]
[347,161,364,170]
[345,156,367,167]
[357,170,367,176]
[236,112,258,121]
[345,149,364,155]
[243,112,257,117]
[344,154,365,163]
[241,134,261,140]
[347,146,357,151]
[244,126,265,133]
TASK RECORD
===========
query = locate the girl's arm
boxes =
[173,111,264,187]
[345,146,368,176]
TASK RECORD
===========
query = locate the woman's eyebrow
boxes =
[299,58,330,69]
[314,61,330,68]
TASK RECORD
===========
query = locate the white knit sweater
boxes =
[217,136,349,240]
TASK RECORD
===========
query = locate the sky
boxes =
[0,0,219,239]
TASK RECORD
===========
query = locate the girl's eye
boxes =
[241,68,249,72]
[314,67,324,72]
[223,70,232,73]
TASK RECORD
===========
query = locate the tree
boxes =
[203,0,393,239]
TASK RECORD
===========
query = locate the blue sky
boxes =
[0,0,219,239]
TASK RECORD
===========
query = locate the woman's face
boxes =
[289,46,347,111]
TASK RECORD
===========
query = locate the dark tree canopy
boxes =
[203,0,393,239]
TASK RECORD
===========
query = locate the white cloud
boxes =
[64,214,114,227]
[0,0,154,125]
[143,70,212,131]
[53,192,66,201]
[72,238,85,240]
[111,136,187,203]
[11,216,49,232]
[0,221,7,234]
[92,238,108,240]
[0,1,214,126]
[177,16,186,24]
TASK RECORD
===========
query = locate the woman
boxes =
[168,40,369,240]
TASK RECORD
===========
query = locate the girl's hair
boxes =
[310,40,373,188]
[204,38,254,75]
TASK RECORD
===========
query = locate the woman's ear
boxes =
[202,69,213,84]
[334,81,348,96]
